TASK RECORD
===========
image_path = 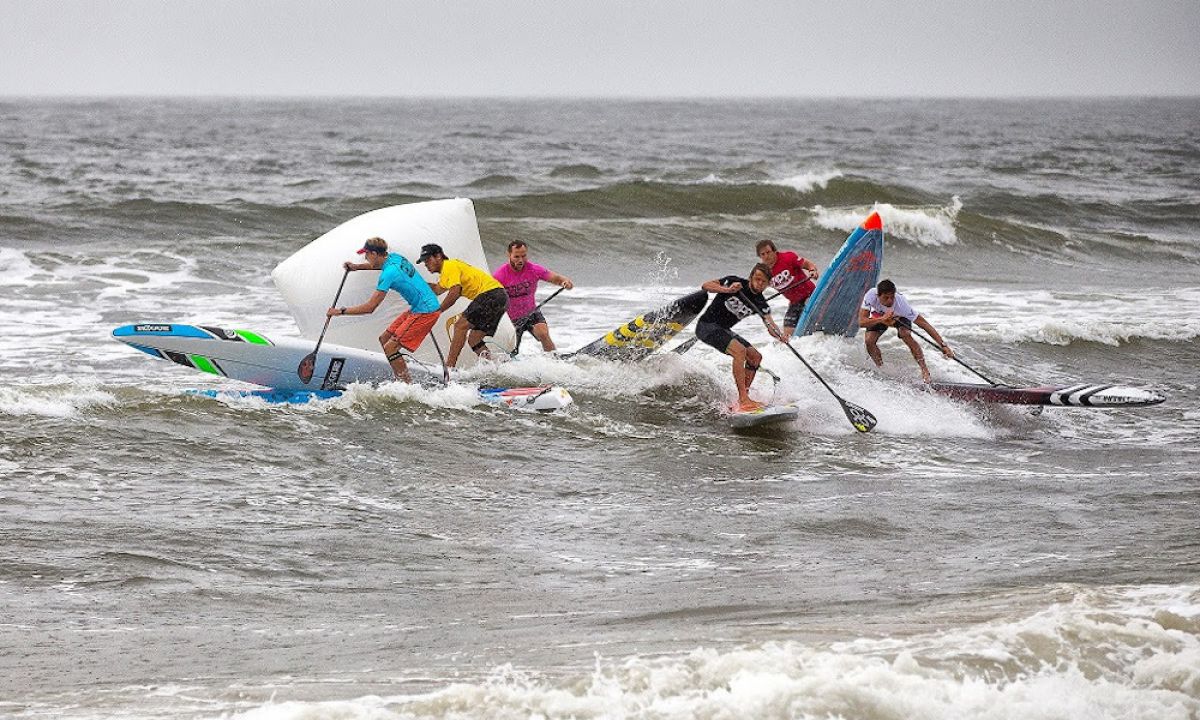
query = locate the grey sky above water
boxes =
[2,1,1198,97]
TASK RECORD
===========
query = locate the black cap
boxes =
[417,243,444,262]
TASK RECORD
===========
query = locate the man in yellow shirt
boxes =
[418,243,510,368]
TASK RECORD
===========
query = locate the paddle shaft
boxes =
[909,326,999,386]
[513,286,566,354]
[764,270,816,303]
[429,332,450,384]
[736,288,876,432]
[675,272,813,355]
[298,268,351,382]
[313,269,351,355]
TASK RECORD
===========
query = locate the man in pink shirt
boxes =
[492,240,574,352]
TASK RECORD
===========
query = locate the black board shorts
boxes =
[866,316,913,335]
[783,298,807,329]
[512,310,547,336]
[696,321,751,354]
[465,287,509,336]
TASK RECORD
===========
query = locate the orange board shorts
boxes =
[386,311,440,352]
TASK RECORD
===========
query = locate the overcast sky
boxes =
[2,0,1197,97]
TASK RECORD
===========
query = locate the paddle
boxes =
[512,286,566,355]
[297,268,351,384]
[429,332,451,385]
[909,327,999,386]
[737,289,877,433]
[674,273,814,356]
[672,335,701,355]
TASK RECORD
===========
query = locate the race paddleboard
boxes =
[477,385,574,412]
[795,212,883,338]
[113,323,574,412]
[927,382,1166,407]
[570,289,709,361]
[114,322,395,390]
[729,403,800,429]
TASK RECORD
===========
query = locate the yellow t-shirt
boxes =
[438,258,502,299]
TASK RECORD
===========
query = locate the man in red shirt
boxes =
[755,239,819,342]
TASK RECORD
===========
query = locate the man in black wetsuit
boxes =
[695,263,783,411]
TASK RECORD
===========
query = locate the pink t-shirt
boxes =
[493,261,552,319]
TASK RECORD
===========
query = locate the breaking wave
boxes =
[229,583,1200,720]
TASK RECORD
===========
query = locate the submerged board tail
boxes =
[796,212,883,338]
[570,289,709,361]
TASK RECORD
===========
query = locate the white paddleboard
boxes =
[728,404,799,429]
[113,322,573,412]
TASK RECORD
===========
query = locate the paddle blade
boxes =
[297,353,316,384]
[841,399,877,433]
[673,336,700,354]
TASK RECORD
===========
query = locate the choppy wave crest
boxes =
[923,287,1200,346]
[0,379,117,419]
[476,175,932,220]
[229,583,1200,720]
[814,197,963,247]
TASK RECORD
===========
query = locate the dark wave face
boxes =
[2,98,1197,265]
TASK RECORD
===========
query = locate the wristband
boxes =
[340,307,347,315]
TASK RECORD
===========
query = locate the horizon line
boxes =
[2,92,1198,102]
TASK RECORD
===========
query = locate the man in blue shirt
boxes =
[326,237,441,383]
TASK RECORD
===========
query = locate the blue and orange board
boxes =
[796,212,883,338]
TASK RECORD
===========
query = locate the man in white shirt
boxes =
[858,279,953,383]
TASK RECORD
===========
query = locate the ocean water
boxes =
[1,98,1199,719]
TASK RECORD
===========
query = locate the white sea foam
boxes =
[228,584,1200,720]
[910,286,1200,346]
[693,169,841,193]
[813,197,963,246]
[0,378,116,418]
[0,246,40,285]
[771,169,844,193]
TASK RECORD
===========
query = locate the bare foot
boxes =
[737,399,765,412]
[921,369,932,383]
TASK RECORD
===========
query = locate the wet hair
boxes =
[507,240,528,252]
[877,278,896,294]
[755,239,777,253]
[750,263,772,282]
[364,237,388,253]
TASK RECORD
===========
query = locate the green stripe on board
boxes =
[235,330,271,345]
[190,355,222,376]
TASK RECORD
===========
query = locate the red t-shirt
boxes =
[769,251,815,303]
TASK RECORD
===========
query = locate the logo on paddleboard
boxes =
[847,250,878,272]
[134,324,171,333]
[321,358,345,390]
